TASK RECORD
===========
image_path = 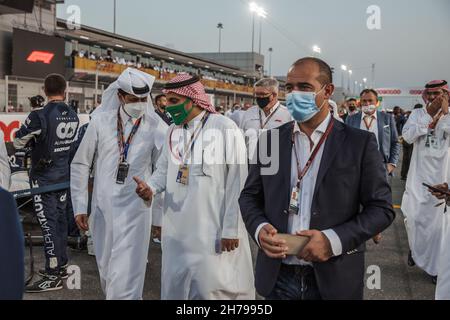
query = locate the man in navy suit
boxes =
[345,89,400,175]
[0,187,24,300]
[239,57,395,300]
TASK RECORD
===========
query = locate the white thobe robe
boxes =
[401,108,450,276]
[229,110,245,127]
[436,148,450,300]
[437,204,450,299]
[151,112,171,229]
[71,108,162,300]
[0,131,10,190]
[148,112,255,300]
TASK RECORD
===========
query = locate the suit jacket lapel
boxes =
[271,121,294,233]
[355,112,362,128]
[377,111,384,151]
[280,122,294,196]
[313,120,347,198]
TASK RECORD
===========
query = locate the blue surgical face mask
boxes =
[286,87,326,123]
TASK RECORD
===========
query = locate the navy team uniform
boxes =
[14,101,79,276]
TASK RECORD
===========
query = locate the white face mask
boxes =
[362,104,377,115]
[123,102,146,119]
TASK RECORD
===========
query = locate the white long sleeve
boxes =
[0,132,10,190]
[150,140,164,226]
[221,128,248,239]
[71,120,98,216]
[438,114,450,134]
[402,109,433,144]
[148,134,169,195]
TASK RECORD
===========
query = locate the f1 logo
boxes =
[27,51,55,64]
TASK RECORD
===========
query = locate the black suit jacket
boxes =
[0,188,24,300]
[239,119,395,300]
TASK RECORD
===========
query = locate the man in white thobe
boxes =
[0,131,10,190]
[427,182,450,299]
[134,74,255,300]
[240,78,292,162]
[401,80,450,282]
[230,102,252,128]
[227,103,243,125]
[71,68,164,300]
[328,100,344,123]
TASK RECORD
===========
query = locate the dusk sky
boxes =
[57,0,450,105]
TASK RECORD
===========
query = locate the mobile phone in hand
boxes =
[423,183,450,196]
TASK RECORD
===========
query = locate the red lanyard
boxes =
[363,115,375,130]
[292,118,334,187]
[169,112,210,163]
[117,108,142,163]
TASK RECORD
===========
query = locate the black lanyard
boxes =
[156,109,173,126]
[259,105,280,129]
[117,108,142,162]
[292,118,334,187]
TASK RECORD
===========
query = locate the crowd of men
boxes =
[0,56,449,301]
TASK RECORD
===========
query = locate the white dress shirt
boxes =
[241,102,293,160]
[241,102,292,132]
[360,111,379,146]
[255,113,343,266]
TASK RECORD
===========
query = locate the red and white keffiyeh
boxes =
[423,80,450,105]
[163,73,216,113]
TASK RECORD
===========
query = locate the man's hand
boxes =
[430,183,449,200]
[221,239,239,252]
[151,226,162,242]
[296,230,333,262]
[387,164,396,175]
[133,176,153,202]
[428,96,444,117]
[75,214,89,231]
[373,233,382,244]
[258,224,288,259]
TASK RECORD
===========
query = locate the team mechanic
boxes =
[14,74,80,293]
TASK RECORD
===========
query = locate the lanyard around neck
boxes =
[117,108,142,162]
[259,104,280,129]
[363,115,375,130]
[169,111,210,163]
[292,118,334,187]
